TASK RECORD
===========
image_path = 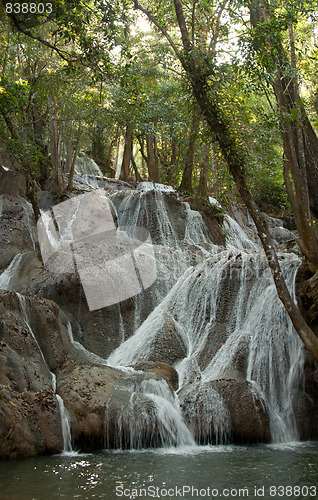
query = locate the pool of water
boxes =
[0,442,317,500]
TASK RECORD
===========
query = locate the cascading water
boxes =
[2,174,305,449]
[17,294,74,453]
[0,254,26,290]
[20,198,37,250]
[104,376,195,449]
[108,190,304,445]
[209,196,258,250]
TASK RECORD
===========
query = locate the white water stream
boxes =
[1,175,305,449]
[17,294,73,453]
[108,189,304,446]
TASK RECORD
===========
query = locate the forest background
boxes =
[0,0,318,356]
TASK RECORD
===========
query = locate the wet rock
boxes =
[0,195,37,273]
[56,361,175,450]
[132,361,179,391]
[211,379,271,443]
[180,379,271,444]
[0,291,71,458]
[0,167,26,198]
[299,354,318,440]
[38,191,55,210]
[270,226,296,244]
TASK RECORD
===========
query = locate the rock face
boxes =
[0,167,27,198]
[0,291,70,459]
[1,182,316,459]
[0,195,37,274]
[180,379,271,444]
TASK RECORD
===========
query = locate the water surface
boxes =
[0,442,317,499]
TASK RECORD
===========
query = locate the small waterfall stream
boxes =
[17,294,74,453]
[1,176,305,451]
[108,189,304,446]
[0,254,26,290]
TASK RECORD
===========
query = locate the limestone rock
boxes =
[0,291,71,458]
[56,361,176,450]
[0,195,37,274]
[180,379,271,444]
[132,361,179,391]
[0,167,26,198]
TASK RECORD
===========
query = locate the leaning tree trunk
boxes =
[197,141,209,199]
[172,0,318,361]
[134,0,318,359]
[121,124,132,181]
[178,106,201,193]
[188,68,318,360]
[248,0,318,268]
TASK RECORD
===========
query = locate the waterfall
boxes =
[104,376,195,449]
[20,198,37,250]
[3,183,304,449]
[108,244,304,444]
[137,182,175,192]
[110,189,218,315]
[209,196,258,250]
[66,322,108,366]
[17,294,74,453]
[81,174,102,189]
[55,394,73,453]
[224,216,258,250]
[0,254,25,290]
[74,155,102,177]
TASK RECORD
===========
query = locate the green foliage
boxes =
[0,0,316,214]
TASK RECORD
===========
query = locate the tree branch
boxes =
[133,0,184,65]
[8,14,78,63]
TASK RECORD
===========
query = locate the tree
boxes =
[243,0,318,270]
[132,0,318,360]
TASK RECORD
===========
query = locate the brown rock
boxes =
[0,291,71,458]
[180,379,271,444]
[0,168,26,198]
[56,361,174,450]
[132,361,179,391]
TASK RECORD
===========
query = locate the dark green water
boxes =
[0,443,317,500]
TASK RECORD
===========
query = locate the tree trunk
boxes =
[135,0,318,358]
[197,141,209,199]
[166,137,178,185]
[131,146,143,182]
[173,0,318,360]
[146,132,159,182]
[48,96,64,193]
[189,69,318,360]
[121,124,132,181]
[248,0,318,268]
[178,106,201,192]
[67,121,82,191]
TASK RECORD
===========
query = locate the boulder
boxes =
[56,361,178,450]
[180,379,271,444]
[0,291,71,458]
[132,361,179,391]
[0,195,37,273]
[0,167,26,198]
